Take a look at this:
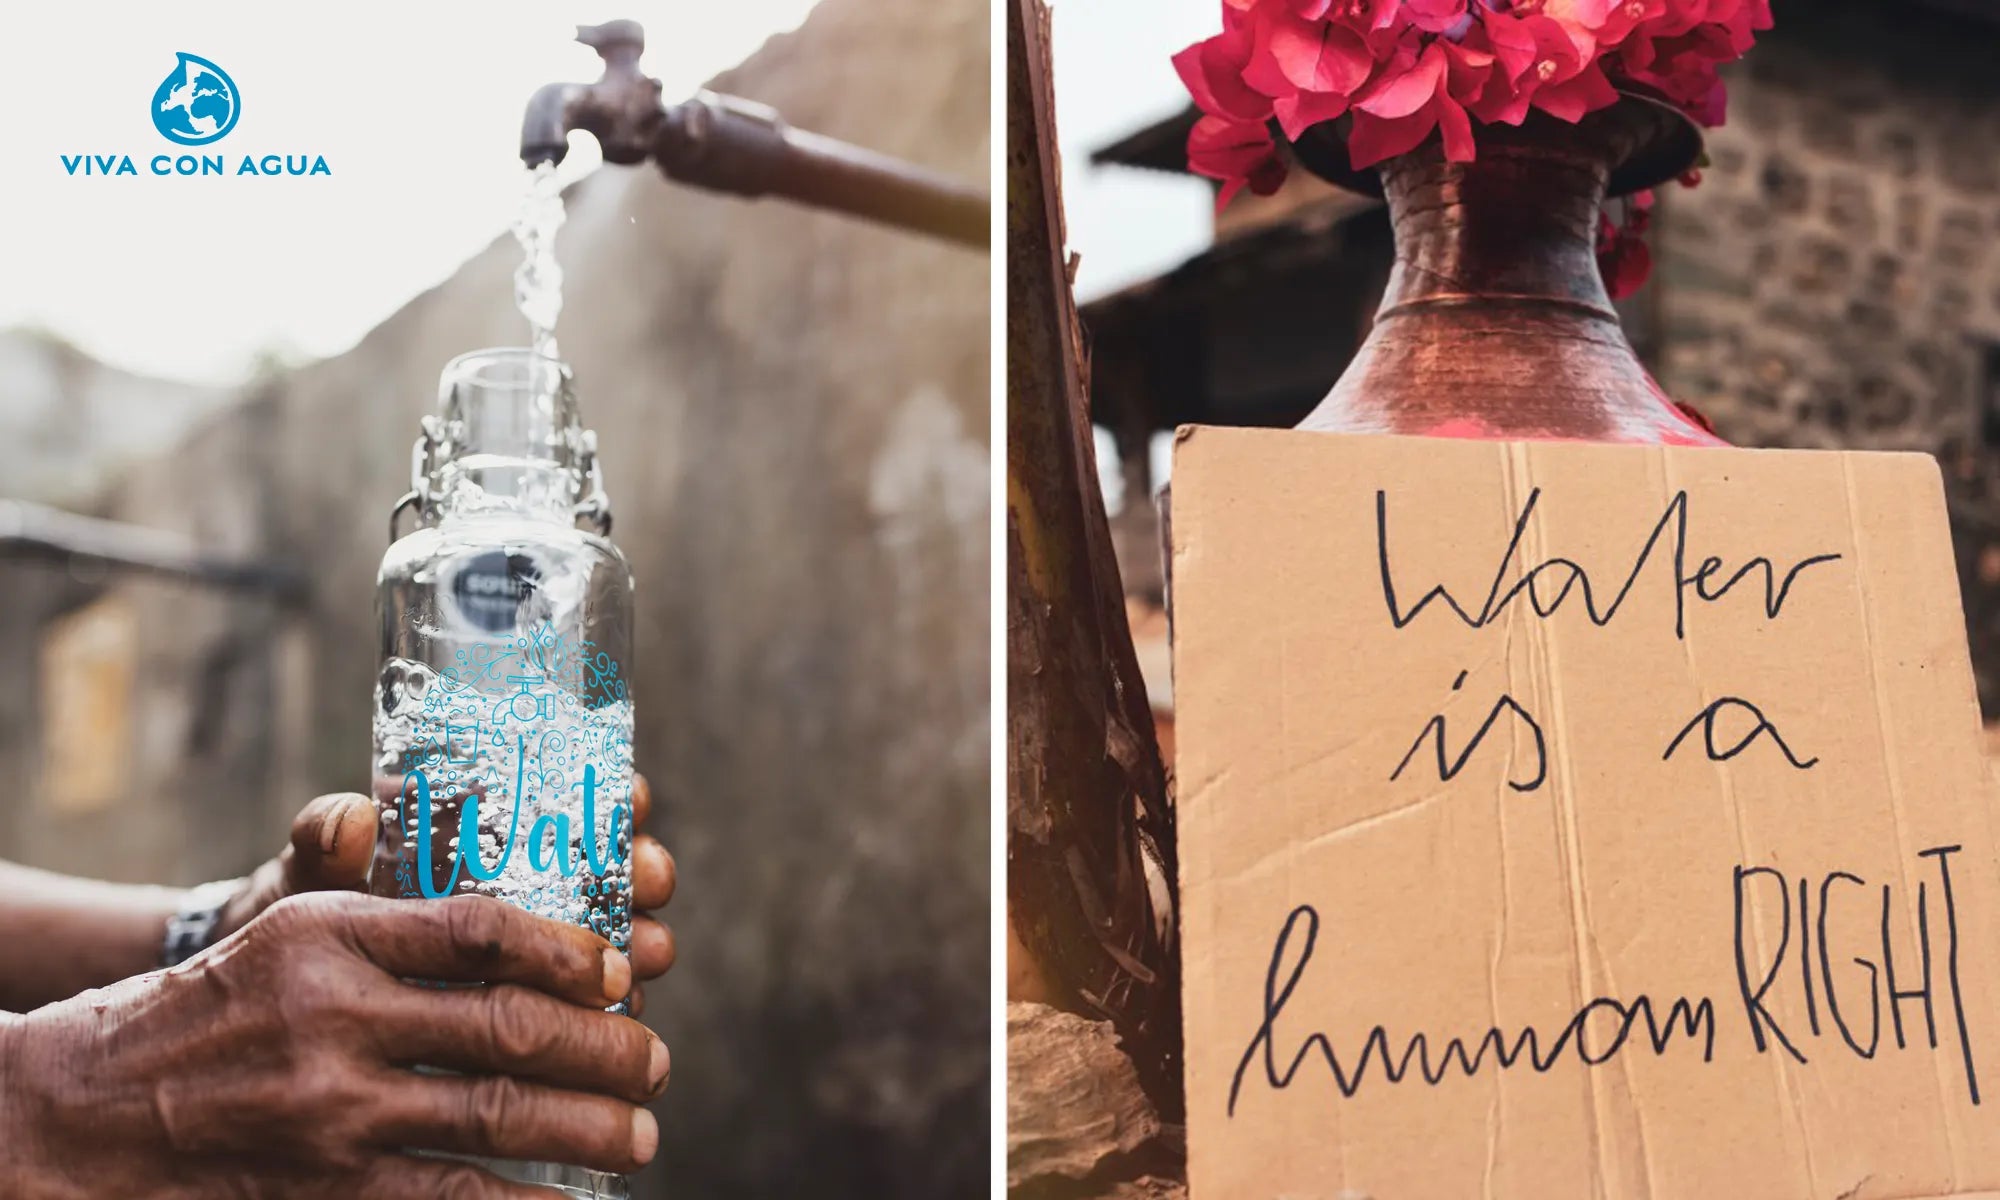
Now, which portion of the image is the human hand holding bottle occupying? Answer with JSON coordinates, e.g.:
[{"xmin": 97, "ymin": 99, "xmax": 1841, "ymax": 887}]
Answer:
[
  {"xmin": 0, "ymin": 776, "xmax": 678, "ymax": 1195},
  {"xmin": 0, "ymin": 891, "xmax": 667, "ymax": 1198}
]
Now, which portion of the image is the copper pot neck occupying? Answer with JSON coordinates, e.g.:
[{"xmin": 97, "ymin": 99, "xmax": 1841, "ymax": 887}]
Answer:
[
  {"xmin": 1297, "ymin": 115, "xmax": 1725, "ymax": 446},
  {"xmin": 1374, "ymin": 134, "xmax": 1620, "ymax": 325}
]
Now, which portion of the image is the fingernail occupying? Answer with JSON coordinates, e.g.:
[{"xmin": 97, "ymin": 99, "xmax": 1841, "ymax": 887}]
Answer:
[
  {"xmin": 631, "ymin": 1107, "xmax": 659, "ymax": 1165},
  {"xmin": 602, "ymin": 948, "xmax": 632, "ymax": 1005},
  {"xmin": 647, "ymin": 1037, "xmax": 671, "ymax": 1095},
  {"xmin": 318, "ymin": 798, "xmax": 354, "ymax": 854}
]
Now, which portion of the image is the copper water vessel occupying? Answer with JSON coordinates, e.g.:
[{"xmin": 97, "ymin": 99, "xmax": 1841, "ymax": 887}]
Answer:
[{"xmin": 1288, "ymin": 93, "xmax": 1726, "ymax": 446}]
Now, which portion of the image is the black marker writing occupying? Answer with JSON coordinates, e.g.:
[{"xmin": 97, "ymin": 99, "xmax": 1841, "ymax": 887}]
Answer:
[
  {"xmin": 1227, "ymin": 905, "xmax": 1715, "ymax": 1115},
  {"xmin": 1664, "ymin": 697, "xmax": 1819, "ymax": 769},
  {"xmin": 1731, "ymin": 846, "xmax": 1979, "ymax": 1104},
  {"xmin": 1926, "ymin": 845, "xmax": 1981, "ymax": 1104},
  {"xmin": 1391, "ymin": 670, "xmax": 1548, "ymax": 793},
  {"xmin": 1230, "ymin": 847, "xmax": 1981, "ymax": 1115},
  {"xmin": 1376, "ymin": 488, "xmax": 1842, "ymax": 638},
  {"xmin": 1819, "ymin": 871, "xmax": 1877, "ymax": 1059}
]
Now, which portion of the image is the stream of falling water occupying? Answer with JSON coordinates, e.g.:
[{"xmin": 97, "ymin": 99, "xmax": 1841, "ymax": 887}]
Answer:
[{"xmin": 514, "ymin": 161, "xmax": 567, "ymax": 362}]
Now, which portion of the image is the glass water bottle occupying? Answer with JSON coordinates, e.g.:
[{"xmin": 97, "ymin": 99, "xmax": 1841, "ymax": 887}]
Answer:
[{"xmin": 371, "ymin": 348, "xmax": 636, "ymax": 1200}]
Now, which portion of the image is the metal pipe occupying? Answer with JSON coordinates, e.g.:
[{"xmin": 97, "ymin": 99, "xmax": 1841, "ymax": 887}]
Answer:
[
  {"xmin": 0, "ymin": 500, "xmax": 305, "ymax": 602},
  {"xmin": 522, "ymin": 21, "xmax": 988, "ymax": 250},
  {"xmin": 652, "ymin": 93, "xmax": 989, "ymax": 248}
]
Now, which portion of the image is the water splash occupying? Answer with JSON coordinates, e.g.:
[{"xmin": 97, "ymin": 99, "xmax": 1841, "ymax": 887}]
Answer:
[{"xmin": 513, "ymin": 162, "xmax": 567, "ymax": 361}]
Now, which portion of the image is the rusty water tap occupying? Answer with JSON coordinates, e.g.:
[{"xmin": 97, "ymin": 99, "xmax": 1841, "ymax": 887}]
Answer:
[{"xmin": 520, "ymin": 20, "xmax": 988, "ymax": 250}]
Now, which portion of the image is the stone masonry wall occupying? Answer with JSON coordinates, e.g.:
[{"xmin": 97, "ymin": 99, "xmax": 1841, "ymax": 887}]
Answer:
[{"xmin": 1654, "ymin": 0, "xmax": 2000, "ymax": 710}]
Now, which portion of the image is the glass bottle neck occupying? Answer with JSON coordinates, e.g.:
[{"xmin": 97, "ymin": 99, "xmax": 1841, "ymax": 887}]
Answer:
[{"xmin": 426, "ymin": 349, "xmax": 587, "ymax": 525}]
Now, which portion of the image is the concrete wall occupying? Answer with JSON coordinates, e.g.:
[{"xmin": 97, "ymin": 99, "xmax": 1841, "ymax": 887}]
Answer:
[{"xmin": 0, "ymin": 0, "xmax": 990, "ymax": 1193}]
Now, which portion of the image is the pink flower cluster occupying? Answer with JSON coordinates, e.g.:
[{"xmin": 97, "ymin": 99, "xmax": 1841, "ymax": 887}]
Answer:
[{"xmin": 1175, "ymin": 0, "xmax": 1771, "ymax": 209}]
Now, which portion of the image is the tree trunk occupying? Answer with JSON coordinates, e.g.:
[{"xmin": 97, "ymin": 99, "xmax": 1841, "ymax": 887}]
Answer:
[{"xmin": 1004, "ymin": 0, "xmax": 1181, "ymax": 1117}]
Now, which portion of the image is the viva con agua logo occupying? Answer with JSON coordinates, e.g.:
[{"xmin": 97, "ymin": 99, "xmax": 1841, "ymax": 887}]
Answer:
[{"xmin": 61, "ymin": 52, "xmax": 330, "ymax": 178}]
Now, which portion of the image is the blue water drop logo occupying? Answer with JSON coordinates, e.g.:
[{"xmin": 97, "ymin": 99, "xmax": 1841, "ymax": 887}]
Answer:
[{"xmin": 151, "ymin": 52, "xmax": 240, "ymax": 145}]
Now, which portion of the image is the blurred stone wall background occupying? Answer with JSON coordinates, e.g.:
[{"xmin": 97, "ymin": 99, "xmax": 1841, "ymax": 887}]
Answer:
[
  {"xmin": 0, "ymin": 0, "xmax": 991, "ymax": 1193},
  {"xmin": 1648, "ymin": 0, "xmax": 2000, "ymax": 712},
  {"xmin": 0, "ymin": 330, "xmax": 232, "ymax": 507}
]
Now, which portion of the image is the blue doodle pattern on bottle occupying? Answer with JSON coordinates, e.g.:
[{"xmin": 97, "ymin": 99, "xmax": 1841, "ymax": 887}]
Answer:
[{"xmin": 374, "ymin": 624, "xmax": 634, "ymax": 951}]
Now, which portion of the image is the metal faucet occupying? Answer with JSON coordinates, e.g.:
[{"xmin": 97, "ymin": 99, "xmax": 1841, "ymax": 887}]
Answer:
[{"xmin": 522, "ymin": 21, "xmax": 988, "ymax": 249}]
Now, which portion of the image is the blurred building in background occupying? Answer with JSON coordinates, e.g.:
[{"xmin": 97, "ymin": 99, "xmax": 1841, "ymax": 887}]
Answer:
[
  {"xmin": 0, "ymin": 331, "xmax": 234, "ymax": 507},
  {"xmin": 1080, "ymin": 0, "xmax": 2000, "ymax": 739},
  {"xmin": 0, "ymin": 0, "xmax": 988, "ymax": 1194}
]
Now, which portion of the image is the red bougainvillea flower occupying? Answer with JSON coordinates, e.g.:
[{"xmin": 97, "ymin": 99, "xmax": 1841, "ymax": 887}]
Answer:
[
  {"xmin": 1619, "ymin": 0, "xmax": 1771, "ymax": 123},
  {"xmin": 1461, "ymin": 11, "xmax": 1619, "ymax": 125},
  {"xmin": 1592, "ymin": 0, "xmax": 1668, "ymax": 46},
  {"xmin": 1186, "ymin": 115, "xmax": 1288, "ymax": 210},
  {"xmin": 1596, "ymin": 188, "xmax": 1656, "ymax": 298},
  {"xmin": 1177, "ymin": 0, "xmax": 1768, "ymax": 195},
  {"xmin": 1348, "ymin": 40, "xmax": 1477, "ymax": 167},
  {"xmin": 1171, "ymin": 10, "xmax": 1274, "ymax": 124},
  {"xmin": 1250, "ymin": 6, "xmax": 1376, "ymax": 97},
  {"xmin": 1173, "ymin": 0, "xmax": 1770, "ymax": 287},
  {"xmin": 1400, "ymin": 0, "xmax": 1472, "ymax": 34}
]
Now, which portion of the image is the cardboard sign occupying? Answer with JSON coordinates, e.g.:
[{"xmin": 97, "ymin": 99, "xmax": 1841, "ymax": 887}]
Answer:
[{"xmin": 1170, "ymin": 428, "xmax": 2000, "ymax": 1200}]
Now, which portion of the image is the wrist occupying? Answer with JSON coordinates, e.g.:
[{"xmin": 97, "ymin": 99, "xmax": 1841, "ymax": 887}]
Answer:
[
  {"xmin": 163, "ymin": 879, "xmax": 249, "ymax": 967},
  {"xmin": 0, "ymin": 864, "xmax": 186, "ymax": 1009},
  {"xmin": 2, "ymin": 982, "xmax": 187, "ymax": 1200},
  {"xmin": 0, "ymin": 1011, "xmax": 72, "ymax": 1199}
]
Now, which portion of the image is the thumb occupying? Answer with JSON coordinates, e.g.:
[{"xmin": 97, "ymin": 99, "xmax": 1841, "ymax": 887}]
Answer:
[
  {"xmin": 216, "ymin": 792, "xmax": 377, "ymax": 942},
  {"xmin": 283, "ymin": 791, "xmax": 377, "ymax": 892}
]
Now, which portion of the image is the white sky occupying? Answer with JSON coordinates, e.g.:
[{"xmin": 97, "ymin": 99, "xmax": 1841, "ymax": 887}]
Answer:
[
  {"xmin": 1048, "ymin": 0, "xmax": 1216, "ymax": 303},
  {"xmin": 1048, "ymin": 0, "xmax": 1220, "ymax": 501},
  {"xmin": 0, "ymin": 1, "xmax": 821, "ymax": 385}
]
